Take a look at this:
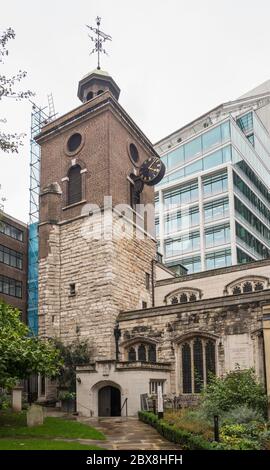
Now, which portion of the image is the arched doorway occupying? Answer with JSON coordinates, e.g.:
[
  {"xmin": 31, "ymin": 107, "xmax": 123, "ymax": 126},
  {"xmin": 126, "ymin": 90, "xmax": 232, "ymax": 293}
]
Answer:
[{"xmin": 98, "ymin": 386, "xmax": 121, "ymax": 417}]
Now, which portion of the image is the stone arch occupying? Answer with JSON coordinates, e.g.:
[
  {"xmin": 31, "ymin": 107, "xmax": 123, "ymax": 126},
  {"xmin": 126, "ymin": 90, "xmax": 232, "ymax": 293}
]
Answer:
[
  {"xmin": 120, "ymin": 336, "xmax": 159, "ymax": 363},
  {"xmin": 174, "ymin": 330, "xmax": 219, "ymax": 345},
  {"xmin": 175, "ymin": 331, "xmax": 219, "ymax": 395},
  {"xmin": 164, "ymin": 287, "xmax": 202, "ymax": 305},
  {"xmin": 91, "ymin": 380, "xmax": 122, "ymax": 417},
  {"xmin": 224, "ymin": 275, "xmax": 269, "ymax": 296}
]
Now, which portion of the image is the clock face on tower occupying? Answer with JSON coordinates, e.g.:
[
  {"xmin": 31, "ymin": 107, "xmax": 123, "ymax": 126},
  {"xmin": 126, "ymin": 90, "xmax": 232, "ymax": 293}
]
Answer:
[{"xmin": 139, "ymin": 156, "xmax": 165, "ymax": 186}]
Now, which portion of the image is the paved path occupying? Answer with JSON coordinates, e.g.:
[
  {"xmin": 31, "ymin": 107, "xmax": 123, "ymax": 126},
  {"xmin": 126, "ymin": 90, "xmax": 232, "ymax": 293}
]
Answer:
[{"xmin": 78, "ymin": 417, "xmax": 180, "ymax": 450}]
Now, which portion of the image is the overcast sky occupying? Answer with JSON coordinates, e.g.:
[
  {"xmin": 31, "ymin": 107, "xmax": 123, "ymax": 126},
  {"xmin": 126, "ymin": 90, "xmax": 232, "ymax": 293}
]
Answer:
[{"xmin": 1, "ymin": 0, "xmax": 270, "ymax": 222}]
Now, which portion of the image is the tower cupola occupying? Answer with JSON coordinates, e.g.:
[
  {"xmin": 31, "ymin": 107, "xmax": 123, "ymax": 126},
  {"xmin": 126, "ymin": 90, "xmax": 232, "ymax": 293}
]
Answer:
[{"xmin": 77, "ymin": 69, "xmax": 121, "ymax": 103}]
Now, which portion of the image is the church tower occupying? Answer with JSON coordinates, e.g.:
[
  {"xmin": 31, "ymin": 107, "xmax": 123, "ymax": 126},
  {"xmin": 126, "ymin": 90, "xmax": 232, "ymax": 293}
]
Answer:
[{"xmin": 36, "ymin": 68, "xmax": 158, "ymax": 385}]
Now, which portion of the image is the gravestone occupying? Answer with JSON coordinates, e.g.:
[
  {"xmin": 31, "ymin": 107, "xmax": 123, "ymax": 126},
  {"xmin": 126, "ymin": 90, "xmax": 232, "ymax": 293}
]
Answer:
[
  {"xmin": 27, "ymin": 404, "xmax": 44, "ymax": 427},
  {"xmin": 12, "ymin": 386, "xmax": 23, "ymax": 412}
]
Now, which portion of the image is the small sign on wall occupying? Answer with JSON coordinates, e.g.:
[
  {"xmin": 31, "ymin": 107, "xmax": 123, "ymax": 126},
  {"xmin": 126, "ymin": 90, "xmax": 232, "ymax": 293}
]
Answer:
[{"xmin": 224, "ymin": 334, "xmax": 254, "ymax": 372}]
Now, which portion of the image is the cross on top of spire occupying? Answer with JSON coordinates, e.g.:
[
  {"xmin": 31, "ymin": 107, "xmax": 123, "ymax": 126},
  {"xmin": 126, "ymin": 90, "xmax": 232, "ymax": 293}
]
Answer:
[{"xmin": 86, "ymin": 17, "xmax": 112, "ymax": 70}]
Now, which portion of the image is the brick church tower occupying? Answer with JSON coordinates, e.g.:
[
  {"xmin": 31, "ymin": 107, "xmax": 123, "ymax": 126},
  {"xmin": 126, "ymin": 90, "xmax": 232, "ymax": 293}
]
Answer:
[{"xmin": 36, "ymin": 69, "xmax": 158, "ymax": 402}]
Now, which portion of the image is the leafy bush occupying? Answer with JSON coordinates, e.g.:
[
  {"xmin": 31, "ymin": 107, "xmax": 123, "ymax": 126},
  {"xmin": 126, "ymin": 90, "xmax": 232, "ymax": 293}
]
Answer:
[
  {"xmin": 139, "ymin": 410, "xmax": 269, "ymax": 450},
  {"xmin": 220, "ymin": 424, "xmax": 263, "ymax": 449},
  {"xmin": 258, "ymin": 429, "xmax": 270, "ymax": 450},
  {"xmin": 138, "ymin": 411, "xmax": 218, "ymax": 450},
  {"xmin": 165, "ymin": 409, "xmax": 213, "ymax": 440},
  {"xmin": 222, "ymin": 404, "xmax": 265, "ymax": 425},
  {"xmin": 53, "ymin": 339, "xmax": 91, "ymax": 392},
  {"xmin": 201, "ymin": 369, "xmax": 267, "ymax": 419},
  {"xmin": 0, "ymin": 390, "xmax": 10, "ymax": 410},
  {"xmin": 58, "ymin": 391, "xmax": 76, "ymax": 401}
]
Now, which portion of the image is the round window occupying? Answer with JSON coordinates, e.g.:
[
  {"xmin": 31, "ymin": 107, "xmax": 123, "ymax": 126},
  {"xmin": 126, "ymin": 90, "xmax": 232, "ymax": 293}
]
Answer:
[
  {"xmin": 67, "ymin": 133, "xmax": 82, "ymax": 153},
  {"xmin": 129, "ymin": 143, "xmax": 139, "ymax": 164}
]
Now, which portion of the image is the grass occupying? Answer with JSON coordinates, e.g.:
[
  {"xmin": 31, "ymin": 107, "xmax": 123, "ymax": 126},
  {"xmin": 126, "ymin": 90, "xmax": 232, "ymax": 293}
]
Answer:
[
  {"xmin": 0, "ymin": 438, "xmax": 103, "ymax": 450},
  {"xmin": 0, "ymin": 410, "xmax": 106, "ymax": 450}
]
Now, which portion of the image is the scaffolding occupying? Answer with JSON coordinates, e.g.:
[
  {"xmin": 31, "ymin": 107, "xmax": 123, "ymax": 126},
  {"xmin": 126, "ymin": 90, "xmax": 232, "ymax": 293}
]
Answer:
[{"xmin": 27, "ymin": 97, "xmax": 56, "ymax": 335}]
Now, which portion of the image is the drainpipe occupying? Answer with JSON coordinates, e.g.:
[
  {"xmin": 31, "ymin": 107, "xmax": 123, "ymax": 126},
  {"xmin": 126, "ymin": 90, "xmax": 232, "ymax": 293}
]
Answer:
[
  {"xmin": 114, "ymin": 322, "xmax": 121, "ymax": 362},
  {"xmin": 151, "ymin": 259, "xmax": 155, "ymax": 307}
]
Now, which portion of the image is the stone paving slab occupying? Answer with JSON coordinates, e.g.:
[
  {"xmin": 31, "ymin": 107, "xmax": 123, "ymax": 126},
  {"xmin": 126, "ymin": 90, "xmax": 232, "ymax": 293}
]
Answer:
[{"xmin": 78, "ymin": 417, "xmax": 180, "ymax": 450}]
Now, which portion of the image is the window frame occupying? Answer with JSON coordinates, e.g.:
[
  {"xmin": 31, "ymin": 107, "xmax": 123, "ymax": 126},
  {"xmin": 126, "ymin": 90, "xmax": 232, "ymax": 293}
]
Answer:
[{"xmin": 178, "ymin": 335, "xmax": 217, "ymax": 395}]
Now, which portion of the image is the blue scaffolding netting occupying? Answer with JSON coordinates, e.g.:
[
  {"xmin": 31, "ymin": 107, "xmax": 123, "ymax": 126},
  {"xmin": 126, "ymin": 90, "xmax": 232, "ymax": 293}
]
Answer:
[
  {"xmin": 27, "ymin": 222, "xmax": 39, "ymax": 335},
  {"xmin": 27, "ymin": 102, "xmax": 51, "ymax": 336}
]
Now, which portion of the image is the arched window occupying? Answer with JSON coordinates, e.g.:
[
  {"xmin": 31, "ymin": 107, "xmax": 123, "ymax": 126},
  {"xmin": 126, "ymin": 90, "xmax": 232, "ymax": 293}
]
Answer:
[
  {"xmin": 243, "ymin": 281, "xmax": 252, "ymax": 293},
  {"xmin": 128, "ymin": 347, "xmax": 136, "ymax": 362},
  {"xmin": 138, "ymin": 344, "xmax": 146, "ymax": 361},
  {"xmin": 180, "ymin": 293, "xmax": 188, "ymax": 303},
  {"xmin": 254, "ymin": 282, "xmax": 263, "ymax": 291},
  {"xmin": 226, "ymin": 277, "xmax": 268, "ymax": 295},
  {"xmin": 166, "ymin": 288, "xmax": 202, "ymax": 305},
  {"xmin": 232, "ymin": 286, "xmax": 241, "ymax": 295},
  {"xmin": 86, "ymin": 91, "xmax": 93, "ymax": 101},
  {"xmin": 181, "ymin": 336, "xmax": 216, "ymax": 394},
  {"xmin": 97, "ymin": 89, "xmax": 104, "ymax": 95},
  {"xmin": 68, "ymin": 165, "xmax": 82, "ymax": 205},
  {"xmin": 148, "ymin": 344, "xmax": 156, "ymax": 363}
]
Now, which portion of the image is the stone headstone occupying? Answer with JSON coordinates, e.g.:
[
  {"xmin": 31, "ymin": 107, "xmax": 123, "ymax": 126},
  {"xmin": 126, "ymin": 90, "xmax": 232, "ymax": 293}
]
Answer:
[
  {"xmin": 27, "ymin": 404, "xmax": 44, "ymax": 427},
  {"xmin": 12, "ymin": 387, "xmax": 23, "ymax": 412}
]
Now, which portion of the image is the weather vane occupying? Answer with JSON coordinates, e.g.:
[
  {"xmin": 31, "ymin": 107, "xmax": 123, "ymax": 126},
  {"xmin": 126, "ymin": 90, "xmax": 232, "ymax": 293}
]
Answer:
[{"xmin": 86, "ymin": 17, "xmax": 112, "ymax": 70}]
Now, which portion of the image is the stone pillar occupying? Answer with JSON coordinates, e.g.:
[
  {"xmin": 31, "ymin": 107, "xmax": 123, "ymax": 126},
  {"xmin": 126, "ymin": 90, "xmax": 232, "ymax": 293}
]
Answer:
[
  {"xmin": 262, "ymin": 305, "xmax": 270, "ymax": 418},
  {"xmin": 12, "ymin": 386, "xmax": 23, "ymax": 412}
]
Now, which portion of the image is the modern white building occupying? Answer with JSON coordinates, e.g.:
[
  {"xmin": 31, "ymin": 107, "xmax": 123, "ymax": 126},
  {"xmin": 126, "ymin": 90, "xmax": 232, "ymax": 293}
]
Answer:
[{"xmin": 154, "ymin": 81, "xmax": 270, "ymax": 274}]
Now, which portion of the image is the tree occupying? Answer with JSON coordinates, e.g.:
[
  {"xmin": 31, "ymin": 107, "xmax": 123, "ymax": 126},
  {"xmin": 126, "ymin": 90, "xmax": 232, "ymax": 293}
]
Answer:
[
  {"xmin": 0, "ymin": 301, "xmax": 62, "ymax": 389},
  {"xmin": 54, "ymin": 339, "xmax": 92, "ymax": 392},
  {"xmin": 0, "ymin": 28, "xmax": 33, "ymax": 153}
]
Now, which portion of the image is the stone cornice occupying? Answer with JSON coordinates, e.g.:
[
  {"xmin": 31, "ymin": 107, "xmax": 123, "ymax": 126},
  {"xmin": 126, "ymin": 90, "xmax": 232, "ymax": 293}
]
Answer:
[
  {"xmin": 156, "ymin": 258, "xmax": 270, "ymax": 287},
  {"xmin": 118, "ymin": 289, "xmax": 270, "ymax": 322},
  {"xmin": 35, "ymin": 91, "xmax": 158, "ymax": 158}
]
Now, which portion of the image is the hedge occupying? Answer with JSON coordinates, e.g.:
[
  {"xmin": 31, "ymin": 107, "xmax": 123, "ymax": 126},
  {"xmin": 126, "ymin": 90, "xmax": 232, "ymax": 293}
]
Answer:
[{"xmin": 138, "ymin": 411, "xmax": 220, "ymax": 450}]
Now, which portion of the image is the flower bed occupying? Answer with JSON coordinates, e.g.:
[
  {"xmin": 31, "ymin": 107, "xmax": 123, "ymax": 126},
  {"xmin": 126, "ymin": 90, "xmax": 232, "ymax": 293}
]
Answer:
[{"xmin": 138, "ymin": 410, "xmax": 270, "ymax": 450}]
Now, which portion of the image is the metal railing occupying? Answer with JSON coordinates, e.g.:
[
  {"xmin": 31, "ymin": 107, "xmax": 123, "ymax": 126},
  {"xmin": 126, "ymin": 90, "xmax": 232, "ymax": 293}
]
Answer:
[{"xmin": 120, "ymin": 398, "xmax": 128, "ymax": 417}]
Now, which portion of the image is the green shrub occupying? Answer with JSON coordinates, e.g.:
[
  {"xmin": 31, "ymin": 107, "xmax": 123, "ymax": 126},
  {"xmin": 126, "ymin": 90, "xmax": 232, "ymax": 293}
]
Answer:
[
  {"xmin": 138, "ymin": 410, "xmax": 266, "ymax": 450},
  {"xmin": 217, "ymin": 436, "xmax": 261, "ymax": 450},
  {"xmin": 165, "ymin": 408, "xmax": 213, "ymax": 440},
  {"xmin": 221, "ymin": 404, "xmax": 265, "ymax": 425},
  {"xmin": 201, "ymin": 369, "xmax": 267, "ymax": 419},
  {"xmin": 138, "ymin": 411, "xmax": 218, "ymax": 450},
  {"xmin": 0, "ymin": 391, "xmax": 10, "ymax": 410},
  {"xmin": 259, "ymin": 429, "xmax": 270, "ymax": 450}
]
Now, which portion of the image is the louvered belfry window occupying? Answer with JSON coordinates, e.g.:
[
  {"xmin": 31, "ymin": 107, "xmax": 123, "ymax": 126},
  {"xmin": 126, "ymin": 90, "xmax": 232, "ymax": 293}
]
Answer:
[{"xmin": 68, "ymin": 165, "xmax": 82, "ymax": 205}]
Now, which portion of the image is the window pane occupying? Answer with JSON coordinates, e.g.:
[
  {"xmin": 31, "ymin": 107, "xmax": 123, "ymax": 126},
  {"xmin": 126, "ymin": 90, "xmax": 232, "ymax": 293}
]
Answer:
[
  {"xmin": 202, "ymin": 126, "xmax": 221, "ymax": 152},
  {"xmin": 185, "ymin": 159, "xmax": 203, "ymax": 176},
  {"xmin": 206, "ymin": 341, "xmax": 216, "ymax": 383},
  {"xmin": 138, "ymin": 344, "xmax": 146, "ymax": 361},
  {"xmin": 167, "ymin": 146, "xmax": 184, "ymax": 170},
  {"xmin": 203, "ymin": 149, "xmax": 223, "ymax": 170},
  {"xmin": 184, "ymin": 136, "xmax": 202, "ymax": 161},
  {"xmin": 128, "ymin": 347, "xmax": 136, "ymax": 362},
  {"xmin": 193, "ymin": 338, "xmax": 204, "ymax": 393},
  {"xmin": 182, "ymin": 343, "xmax": 192, "ymax": 393},
  {"xmin": 221, "ymin": 121, "xmax": 230, "ymax": 141}
]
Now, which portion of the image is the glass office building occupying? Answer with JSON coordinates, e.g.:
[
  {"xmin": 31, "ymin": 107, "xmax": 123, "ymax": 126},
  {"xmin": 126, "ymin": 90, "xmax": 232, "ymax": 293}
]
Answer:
[{"xmin": 154, "ymin": 83, "xmax": 270, "ymax": 274}]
